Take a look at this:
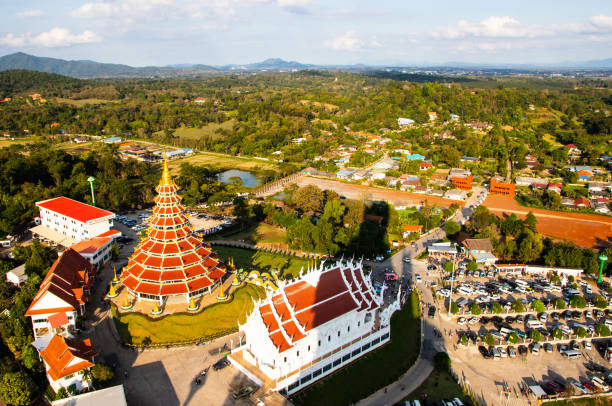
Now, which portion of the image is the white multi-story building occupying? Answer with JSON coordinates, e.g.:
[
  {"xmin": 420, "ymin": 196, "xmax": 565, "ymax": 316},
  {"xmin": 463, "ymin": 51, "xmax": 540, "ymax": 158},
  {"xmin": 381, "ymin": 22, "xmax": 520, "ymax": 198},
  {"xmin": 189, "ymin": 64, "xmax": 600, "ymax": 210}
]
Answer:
[
  {"xmin": 34, "ymin": 197, "xmax": 115, "ymax": 245},
  {"xmin": 230, "ymin": 260, "xmax": 401, "ymax": 396}
]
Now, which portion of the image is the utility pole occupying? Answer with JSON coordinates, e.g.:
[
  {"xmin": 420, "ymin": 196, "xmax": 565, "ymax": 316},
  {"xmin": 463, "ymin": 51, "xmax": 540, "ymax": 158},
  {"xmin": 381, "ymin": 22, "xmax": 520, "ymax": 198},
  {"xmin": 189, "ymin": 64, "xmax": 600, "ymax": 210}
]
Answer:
[
  {"xmin": 87, "ymin": 176, "xmax": 96, "ymax": 207},
  {"xmin": 448, "ymin": 248, "xmax": 457, "ymax": 314},
  {"xmin": 598, "ymin": 254, "xmax": 608, "ymax": 284}
]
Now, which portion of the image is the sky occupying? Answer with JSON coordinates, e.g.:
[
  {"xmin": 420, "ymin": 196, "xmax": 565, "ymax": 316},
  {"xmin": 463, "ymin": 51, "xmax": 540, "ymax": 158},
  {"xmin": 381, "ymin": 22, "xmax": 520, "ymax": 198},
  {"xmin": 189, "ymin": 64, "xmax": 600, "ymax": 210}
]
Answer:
[{"xmin": 1, "ymin": 0, "xmax": 612, "ymax": 67}]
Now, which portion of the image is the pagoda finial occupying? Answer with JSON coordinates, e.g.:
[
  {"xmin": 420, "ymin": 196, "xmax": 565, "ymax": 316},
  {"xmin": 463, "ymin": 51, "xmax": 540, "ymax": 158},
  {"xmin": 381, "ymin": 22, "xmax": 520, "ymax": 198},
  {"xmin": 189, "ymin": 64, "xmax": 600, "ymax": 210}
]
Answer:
[
  {"xmin": 113, "ymin": 265, "xmax": 119, "ymax": 283},
  {"xmin": 108, "ymin": 281, "xmax": 117, "ymax": 297},
  {"xmin": 160, "ymin": 152, "xmax": 173, "ymax": 186}
]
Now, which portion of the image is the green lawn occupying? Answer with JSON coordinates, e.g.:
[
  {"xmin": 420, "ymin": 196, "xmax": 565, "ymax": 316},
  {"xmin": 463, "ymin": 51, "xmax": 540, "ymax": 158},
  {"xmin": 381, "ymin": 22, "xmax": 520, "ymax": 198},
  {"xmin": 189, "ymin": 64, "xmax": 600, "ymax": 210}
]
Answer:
[
  {"xmin": 404, "ymin": 369, "xmax": 468, "ymax": 404},
  {"xmin": 111, "ymin": 284, "xmax": 265, "ymax": 345},
  {"xmin": 172, "ymin": 120, "xmax": 236, "ymax": 141},
  {"xmin": 291, "ymin": 293, "xmax": 421, "ymax": 406},
  {"xmin": 213, "ymin": 245, "xmax": 309, "ymax": 279},
  {"xmin": 168, "ymin": 150, "xmax": 278, "ymax": 172},
  {"xmin": 218, "ymin": 223, "xmax": 286, "ymax": 245}
]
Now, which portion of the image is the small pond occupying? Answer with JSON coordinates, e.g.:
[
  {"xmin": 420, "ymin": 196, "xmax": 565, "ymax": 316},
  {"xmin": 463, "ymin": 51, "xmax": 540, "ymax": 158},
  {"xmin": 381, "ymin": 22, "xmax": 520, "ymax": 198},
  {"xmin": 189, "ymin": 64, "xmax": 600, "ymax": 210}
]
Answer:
[{"xmin": 216, "ymin": 169, "xmax": 262, "ymax": 188}]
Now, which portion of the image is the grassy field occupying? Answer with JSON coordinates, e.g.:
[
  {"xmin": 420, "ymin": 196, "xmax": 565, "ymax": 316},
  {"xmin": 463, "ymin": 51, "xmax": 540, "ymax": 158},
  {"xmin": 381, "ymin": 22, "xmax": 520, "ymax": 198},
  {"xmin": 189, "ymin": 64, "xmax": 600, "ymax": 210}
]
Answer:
[
  {"xmin": 0, "ymin": 137, "xmax": 36, "ymax": 147},
  {"xmin": 403, "ymin": 369, "xmax": 468, "ymax": 404},
  {"xmin": 54, "ymin": 98, "xmax": 118, "ymax": 107},
  {"xmin": 291, "ymin": 293, "xmax": 421, "ymax": 406},
  {"xmin": 168, "ymin": 151, "xmax": 278, "ymax": 171},
  {"xmin": 213, "ymin": 245, "xmax": 309, "ymax": 279},
  {"xmin": 217, "ymin": 223, "xmax": 286, "ymax": 245},
  {"xmin": 111, "ymin": 284, "xmax": 265, "ymax": 345},
  {"xmin": 173, "ymin": 120, "xmax": 236, "ymax": 141},
  {"xmin": 543, "ymin": 133, "xmax": 563, "ymax": 147}
]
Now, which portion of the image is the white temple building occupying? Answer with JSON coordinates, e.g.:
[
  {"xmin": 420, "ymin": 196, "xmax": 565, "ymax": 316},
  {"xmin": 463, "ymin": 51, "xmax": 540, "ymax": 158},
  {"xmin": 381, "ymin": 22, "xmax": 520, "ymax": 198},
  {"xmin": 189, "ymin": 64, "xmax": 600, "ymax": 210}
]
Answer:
[{"xmin": 230, "ymin": 259, "xmax": 401, "ymax": 396}]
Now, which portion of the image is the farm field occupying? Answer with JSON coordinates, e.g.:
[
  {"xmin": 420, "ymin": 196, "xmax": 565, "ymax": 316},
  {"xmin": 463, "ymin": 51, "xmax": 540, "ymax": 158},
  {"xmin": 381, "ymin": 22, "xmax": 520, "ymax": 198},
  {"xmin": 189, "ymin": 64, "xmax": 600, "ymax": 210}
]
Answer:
[
  {"xmin": 293, "ymin": 176, "xmax": 464, "ymax": 208},
  {"xmin": 168, "ymin": 150, "xmax": 278, "ymax": 171},
  {"xmin": 54, "ymin": 98, "xmax": 118, "ymax": 106},
  {"xmin": 483, "ymin": 194, "xmax": 612, "ymax": 248},
  {"xmin": 0, "ymin": 137, "xmax": 36, "ymax": 147},
  {"xmin": 172, "ymin": 120, "xmax": 236, "ymax": 141}
]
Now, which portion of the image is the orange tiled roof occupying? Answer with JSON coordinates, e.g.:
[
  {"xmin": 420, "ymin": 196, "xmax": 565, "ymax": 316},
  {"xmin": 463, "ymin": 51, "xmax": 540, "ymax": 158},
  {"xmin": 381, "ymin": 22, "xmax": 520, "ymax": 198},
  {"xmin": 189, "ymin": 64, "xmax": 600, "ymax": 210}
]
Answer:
[{"xmin": 40, "ymin": 335, "xmax": 96, "ymax": 381}]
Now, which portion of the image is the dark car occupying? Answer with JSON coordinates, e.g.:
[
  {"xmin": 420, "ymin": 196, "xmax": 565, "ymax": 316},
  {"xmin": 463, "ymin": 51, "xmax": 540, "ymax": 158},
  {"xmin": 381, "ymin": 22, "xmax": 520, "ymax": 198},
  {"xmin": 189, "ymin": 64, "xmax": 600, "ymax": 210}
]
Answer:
[
  {"xmin": 428, "ymin": 306, "xmax": 436, "ymax": 318},
  {"xmin": 478, "ymin": 345, "xmax": 491, "ymax": 359},
  {"xmin": 505, "ymin": 316, "xmax": 515, "ymax": 324},
  {"xmin": 518, "ymin": 345, "xmax": 528, "ymax": 356},
  {"xmin": 213, "ymin": 358, "xmax": 231, "ymax": 371},
  {"xmin": 545, "ymin": 381, "xmax": 564, "ymax": 394},
  {"xmin": 572, "ymin": 311, "xmax": 581, "ymax": 319}
]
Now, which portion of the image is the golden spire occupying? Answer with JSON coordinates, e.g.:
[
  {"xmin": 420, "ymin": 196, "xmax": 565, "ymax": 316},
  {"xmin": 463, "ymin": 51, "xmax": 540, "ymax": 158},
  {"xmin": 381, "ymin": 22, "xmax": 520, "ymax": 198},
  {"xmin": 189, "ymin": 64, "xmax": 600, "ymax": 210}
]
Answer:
[
  {"xmin": 218, "ymin": 283, "xmax": 226, "ymax": 299},
  {"xmin": 108, "ymin": 281, "xmax": 116, "ymax": 297},
  {"xmin": 113, "ymin": 265, "xmax": 119, "ymax": 283},
  {"xmin": 153, "ymin": 298, "xmax": 160, "ymax": 313},
  {"xmin": 189, "ymin": 297, "xmax": 197, "ymax": 309},
  {"xmin": 160, "ymin": 152, "xmax": 173, "ymax": 186},
  {"xmin": 123, "ymin": 295, "xmax": 131, "ymax": 308}
]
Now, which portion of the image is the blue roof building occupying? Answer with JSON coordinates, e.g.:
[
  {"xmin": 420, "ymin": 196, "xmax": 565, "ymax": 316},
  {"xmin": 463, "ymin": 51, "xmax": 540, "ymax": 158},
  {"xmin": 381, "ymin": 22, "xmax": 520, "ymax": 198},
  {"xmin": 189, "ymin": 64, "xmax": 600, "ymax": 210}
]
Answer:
[{"xmin": 406, "ymin": 153, "xmax": 425, "ymax": 161}]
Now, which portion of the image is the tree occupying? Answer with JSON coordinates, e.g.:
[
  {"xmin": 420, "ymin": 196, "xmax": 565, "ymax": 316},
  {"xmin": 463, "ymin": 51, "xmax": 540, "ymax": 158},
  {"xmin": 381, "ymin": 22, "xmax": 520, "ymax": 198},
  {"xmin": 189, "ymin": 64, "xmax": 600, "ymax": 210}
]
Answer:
[
  {"xmin": 553, "ymin": 297, "xmax": 565, "ymax": 310},
  {"xmin": 470, "ymin": 303, "xmax": 482, "ymax": 316},
  {"xmin": 511, "ymin": 300, "xmax": 525, "ymax": 313},
  {"xmin": 466, "ymin": 261, "xmax": 478, "ymax": 272},
  {"xmin": 530, "ymin": 329, "xmax": 542, "ymax": 343},
  {"xmin": 450, "ymin": 302, "xmax": 459, "ymax": 314},
  {"xmin": 484, "ymin": 333, "xmax": 495, "ymax": 347},
  {"xmin": 91, "ymin": 363, "xmax": 115, "ymax": 384},
  {"xmin": 531, "ymin": 299, "xmax": 545, "ymax": 313},
  {"xmin": 491, "ymin": 301, "xmax": 503, "ymax": 314},
  {"xmin": 109, "ymin": 244, "xmax": 120, "ymax": 261},
  {"xmin": 443, "ymin": 261, "xmax": 454, "ymax": 273},
  {"xmin": 574, "ymin": 326, "xmax": 587, "ymax": 338},
  {"xmin": 518, "ymin": 230, "xmax": 543, "ymax": 263},
  {"xmin": 508, "ymin": 332, "xmax": 519, "ymax": 344},
  {"xmin": 524, "ymin": 211, "xmax": 538, "ymax": 232},
  {"xmin": 21, "ymin": 345, "xmax": 41, "ymax": 371},
  {"xmin": 553, "ymin": 328, "xmax": 563, "ymax": 340},
  {"xmin": 0, "ymin": 372, "xmax": 34, "ymax": 406},
  {"xmin": 434, "ymin": 351, "xmax": 451, "ymax": 370},
  {"xmin": 595, "ymin": 324, "xmax": 611, "ymax": 337},
  {"xmin": 570, "ymin": 295, "xmax": 587, "ymax": 309},
  {"xmin": 292, "ymin": 185, "xmax": 324, "ymax": 212},
  {"xmin": 592, "ymin": 294, "xmax": 608, "ymax": 309},
  {"xmin": 444, "ymin": 220, "xmax": 461, "ymax": 236},
  {"xmin": 459, "ymin": 335, "xmax": 468, "ymax": 346}
]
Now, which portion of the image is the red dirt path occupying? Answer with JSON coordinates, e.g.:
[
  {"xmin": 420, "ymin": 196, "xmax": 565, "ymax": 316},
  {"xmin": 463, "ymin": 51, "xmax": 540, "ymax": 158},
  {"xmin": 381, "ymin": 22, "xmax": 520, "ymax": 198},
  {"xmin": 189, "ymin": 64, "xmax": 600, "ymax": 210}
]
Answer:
[{"xmin": 483, "ymin": 194, "xmax": 612, "ymax": 248}]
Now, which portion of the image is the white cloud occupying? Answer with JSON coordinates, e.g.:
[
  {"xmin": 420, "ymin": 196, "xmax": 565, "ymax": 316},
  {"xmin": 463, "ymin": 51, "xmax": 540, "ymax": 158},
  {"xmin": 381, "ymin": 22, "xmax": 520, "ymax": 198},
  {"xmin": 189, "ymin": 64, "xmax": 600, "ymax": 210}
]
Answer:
[
  {"xmin": 275, "ymin": 0, "xmax": 311, "ymax": 13},
  {"xmin": 0, "ymin": 34, "xmax": 26, "ymax": 47},
  {"xmin": 15, "ymin": 10, "xmax": 46, "ymax": 18},
  {"xmin": 324, "ymin": 31, "xmax": 382, "ymax": 51},
  {"xmin": 588, "ymin": 15, "xmax": 612, "ymax": 31},
  {"xmin": 70, "ymin": 0, "xmax": 174, "ymax": 19},
  {"xmin": 435, "ymin": 16, "xmax": 550, "ymax": 39},
  {"xmin": 0, "ymin": 28, "xmax": 101, "ymax": 48}
]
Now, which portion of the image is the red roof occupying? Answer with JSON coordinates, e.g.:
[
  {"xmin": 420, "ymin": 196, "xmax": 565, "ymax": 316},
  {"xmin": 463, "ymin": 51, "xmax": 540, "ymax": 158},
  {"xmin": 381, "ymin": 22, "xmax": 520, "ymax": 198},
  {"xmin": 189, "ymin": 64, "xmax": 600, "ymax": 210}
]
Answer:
[
  {"xmin": 25, "ymin": 249, "xmax": 92, "ymax": 317},
  {"xmin": 36, "ymin": 197, "xmax": 113, "ymax": 223},
  {"xmin": 71, "ymin": 236, "xmax": 111, "ymax": 255},
  {"xmin": 40, "ymin": 335, "xmax": 96, "ymax": 381},
  {"xmin": 48, "ymin": 312, "xmax": 69, "ymax": 329},
  {"xmin": 566, "ymin": 144, "xmax": 578, "ymax": 149},
  {"xmin": 255, "ymin": 263, "xmax": 378, "ymax": 353}
]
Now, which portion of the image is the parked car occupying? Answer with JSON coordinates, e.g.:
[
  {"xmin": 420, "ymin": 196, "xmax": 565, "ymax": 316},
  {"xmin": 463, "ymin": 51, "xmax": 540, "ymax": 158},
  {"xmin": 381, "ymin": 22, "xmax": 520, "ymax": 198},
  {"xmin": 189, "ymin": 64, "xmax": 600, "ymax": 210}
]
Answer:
[
  {"xmin": 478, "ymin": 345, "xmax": 491, "ymax": 359},
  {"xmin": 518, "ymin": 345, "xmax": 528, "ymax": 356},
  {"xmin": 457, "ymin": 317, "xmax": 467, "ymax": 325},
  {"xmin": 508, "ymin": 346, "xmax": 517, "ymax": 358},
  {"xmin": 544, "ymin": 343, "xmax": 553, "ymax": 353},
  {"xmin": 213, "ymin": 358, "xmax": 231, "ymax": 370}
]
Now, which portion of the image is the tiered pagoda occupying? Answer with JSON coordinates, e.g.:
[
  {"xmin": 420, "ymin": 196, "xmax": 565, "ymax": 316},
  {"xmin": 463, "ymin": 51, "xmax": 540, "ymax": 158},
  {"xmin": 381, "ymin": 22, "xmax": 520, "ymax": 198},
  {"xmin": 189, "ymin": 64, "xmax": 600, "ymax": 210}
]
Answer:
[{"xmin": 121, "ymin": 155, "xmax": 226, "ymax": 306}]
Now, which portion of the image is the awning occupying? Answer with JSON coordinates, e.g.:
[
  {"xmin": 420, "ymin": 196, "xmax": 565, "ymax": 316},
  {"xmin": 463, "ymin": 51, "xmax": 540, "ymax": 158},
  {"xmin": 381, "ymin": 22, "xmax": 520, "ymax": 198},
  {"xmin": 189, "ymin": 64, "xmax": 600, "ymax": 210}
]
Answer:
[
  {"xmin": 49, "ymin": 312, "xmax": 69, "ymax": 329},
  {"xmin": 529, "ymin": 385, "xmax": 547, "ymax": 397},
  {"xmin": 30, "ymin": 225, "xmax": 76, "ymax": 247}
]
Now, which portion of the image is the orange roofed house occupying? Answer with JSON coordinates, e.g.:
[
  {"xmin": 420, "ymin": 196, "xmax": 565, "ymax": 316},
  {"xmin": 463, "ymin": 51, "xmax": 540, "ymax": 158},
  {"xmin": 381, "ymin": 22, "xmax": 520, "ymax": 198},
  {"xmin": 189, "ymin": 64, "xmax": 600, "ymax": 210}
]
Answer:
[
  {"xmin": 231, "ymin": 260, "xmax": 402, "ymax": 395},
  {"xmin": 120, "ymin": 156, "xmax": 226, "ymax": 307},
  {"xmin": 40, "ymin": 334, "xmax": 97, "ymax": 392},
  {"xmin": 25, "ymin": 249, "xmax": 93, "ymax": 338},
  {"xmin": 489, "ymin": 177, "xmax": 515, "ymax": 196}
]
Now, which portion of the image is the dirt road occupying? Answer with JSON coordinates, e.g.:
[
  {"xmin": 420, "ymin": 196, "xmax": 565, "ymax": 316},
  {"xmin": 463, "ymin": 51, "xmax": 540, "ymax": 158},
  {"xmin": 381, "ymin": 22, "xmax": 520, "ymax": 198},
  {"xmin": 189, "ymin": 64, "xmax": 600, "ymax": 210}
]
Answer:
[{"xmin": 483, "ymin": 194, "xmax": 612, "ymax": 248}]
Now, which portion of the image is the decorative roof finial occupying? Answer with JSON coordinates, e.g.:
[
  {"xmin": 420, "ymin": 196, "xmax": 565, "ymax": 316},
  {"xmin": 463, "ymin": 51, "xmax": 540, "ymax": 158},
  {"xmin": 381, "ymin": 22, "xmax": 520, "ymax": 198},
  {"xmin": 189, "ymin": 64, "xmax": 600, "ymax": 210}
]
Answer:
[{"xmin": 160, "ymin": 152, "xmax": 173, "ymax": 186}]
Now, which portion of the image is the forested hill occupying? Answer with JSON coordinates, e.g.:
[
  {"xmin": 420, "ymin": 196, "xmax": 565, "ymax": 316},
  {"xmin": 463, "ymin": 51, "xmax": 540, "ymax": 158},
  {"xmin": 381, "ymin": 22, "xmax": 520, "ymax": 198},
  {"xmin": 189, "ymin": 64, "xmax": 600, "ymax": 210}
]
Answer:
[
  {"xmin": 0, "ymin": 52, "xmax": 218, "ymax": 78},
  {"xmin": 0, "ymin": 70, "xmax": 84, "ymax": 95}
]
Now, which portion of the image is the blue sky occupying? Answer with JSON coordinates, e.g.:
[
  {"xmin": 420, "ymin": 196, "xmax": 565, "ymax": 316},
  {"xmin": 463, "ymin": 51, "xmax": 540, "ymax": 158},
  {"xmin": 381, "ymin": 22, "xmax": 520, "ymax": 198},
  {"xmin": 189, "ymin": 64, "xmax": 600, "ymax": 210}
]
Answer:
[{"xmin": 1, "ymin": 0, "xmax": 612, "ymax": 66}]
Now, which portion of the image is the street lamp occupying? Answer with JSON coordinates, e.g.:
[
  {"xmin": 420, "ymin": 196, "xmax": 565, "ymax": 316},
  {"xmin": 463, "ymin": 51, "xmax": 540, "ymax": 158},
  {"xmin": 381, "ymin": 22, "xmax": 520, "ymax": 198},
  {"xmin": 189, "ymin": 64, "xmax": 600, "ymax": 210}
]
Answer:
[
  {"xmin": 598, "ymin": 254, "xmax": 608, "ymax": 284},
  {"xmin": 87, "ymin": 176, "xmax": 96, "ymax": 207}
]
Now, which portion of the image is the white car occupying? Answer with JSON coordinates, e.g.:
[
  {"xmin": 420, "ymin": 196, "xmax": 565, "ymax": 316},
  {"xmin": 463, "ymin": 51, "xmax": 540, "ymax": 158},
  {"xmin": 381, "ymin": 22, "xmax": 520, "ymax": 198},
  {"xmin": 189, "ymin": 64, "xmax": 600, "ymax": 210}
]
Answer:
[
  {"xmin": 468, "ymin": 317, "xmax": 480, "ymax": 325},
  {"xmin": 457, "ymin": 317, "xmax": 467, "ymax": 325},
  {"xmin": 497, "ymin": 347, "xmax": 507, "ymax": 358},
  {"xmin": 437, "ymin": 289, "xmax": 451, "ymax": 297}
]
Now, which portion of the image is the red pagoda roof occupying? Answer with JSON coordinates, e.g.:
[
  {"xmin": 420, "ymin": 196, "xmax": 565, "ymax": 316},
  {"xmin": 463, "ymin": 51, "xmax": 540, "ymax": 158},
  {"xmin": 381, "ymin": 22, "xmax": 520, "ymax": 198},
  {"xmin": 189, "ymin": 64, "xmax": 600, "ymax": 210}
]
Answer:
[{"xmin": 121, "ymin": 157, "xmax": 225, "ymax": 298}]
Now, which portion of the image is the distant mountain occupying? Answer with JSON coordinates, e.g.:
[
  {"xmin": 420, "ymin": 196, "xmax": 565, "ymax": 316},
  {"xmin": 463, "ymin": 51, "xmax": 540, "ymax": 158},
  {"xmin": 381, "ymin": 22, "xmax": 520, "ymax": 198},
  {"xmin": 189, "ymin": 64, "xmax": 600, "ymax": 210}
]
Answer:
[
  {"xmin": 219, "ymin": 58, "xmax": 313, "ymax": 71},
  {"xmin": 0, "ymin": 52, "xmax": 218, "ymax": 78}
]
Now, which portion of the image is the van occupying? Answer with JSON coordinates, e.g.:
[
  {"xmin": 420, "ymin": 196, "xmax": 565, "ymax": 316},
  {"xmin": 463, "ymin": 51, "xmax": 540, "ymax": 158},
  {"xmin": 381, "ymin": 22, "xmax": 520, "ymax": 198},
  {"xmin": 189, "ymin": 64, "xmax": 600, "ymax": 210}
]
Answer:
[
  {"xmin": 412, "ymin": 401, "xmax": 422, "ymax": 406},
  {"xmin": 561, "ymin": 350, "xmax": 582, "ymax": 359},
  {"xmin": 531, "ymin": 343, "xmax": 541, "ymax": 355},
  {"xmin": 499, "ymin": 327, "xmax": 513, "ymax": 338},
  {"xmin": 515, "ymin": 280, "xmax": 529, "ymax": 288},
  {"xmin": 457, "ymin": 285, "xmax": 473, "ymax": 296},
  {"xmin": 592, "ymin": 376, "xmax": 609, "ymax": 391},
  {"xmin": 527, "ymin": 320, "xmax": 544, "ymax": 329}
]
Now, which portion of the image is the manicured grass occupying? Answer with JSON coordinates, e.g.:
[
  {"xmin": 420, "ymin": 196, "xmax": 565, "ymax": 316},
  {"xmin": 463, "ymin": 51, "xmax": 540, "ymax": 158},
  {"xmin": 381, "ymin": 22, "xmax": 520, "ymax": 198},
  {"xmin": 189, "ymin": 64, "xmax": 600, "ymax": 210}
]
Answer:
[
  {"xmin": 111, "ymin": 284, "xmax": 265, "ymax": 345},
  {"xmin": 291, "ymin": 293, "xmax": 421, "ymax": 406},
  {"xmin": 404, "ymin": 369, "xmax": 468, "ymax": 404},
  {"xmin": 173, "ymin": 120, "xmax": 236, "ymax": 140},
  {"xmin": 168, "ymin": 151, "xmax": 278, "ymax": 171},
  {"xmin": 218, "ymin": 223, "xmax": 286, "ymax": 245},
  {"xmin": 213, "ymin": 245, "xmax": 309, "ymax": 279}
]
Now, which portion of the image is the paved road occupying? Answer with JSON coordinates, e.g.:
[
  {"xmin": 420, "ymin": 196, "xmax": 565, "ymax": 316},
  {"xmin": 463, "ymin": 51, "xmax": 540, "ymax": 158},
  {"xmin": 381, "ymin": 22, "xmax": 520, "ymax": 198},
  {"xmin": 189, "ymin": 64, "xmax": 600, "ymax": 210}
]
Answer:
[{"xmin": 357, "ymin": 188, "xmax": 486, "ymax": 406}]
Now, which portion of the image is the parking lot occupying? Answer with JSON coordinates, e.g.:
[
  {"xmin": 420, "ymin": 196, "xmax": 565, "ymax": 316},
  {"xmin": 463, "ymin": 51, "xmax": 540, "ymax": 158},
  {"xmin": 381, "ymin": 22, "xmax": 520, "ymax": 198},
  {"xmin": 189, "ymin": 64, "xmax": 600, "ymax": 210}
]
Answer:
[{"xmin": 417, "ymin": 254, "xmax": 612, "ymax": 402}]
